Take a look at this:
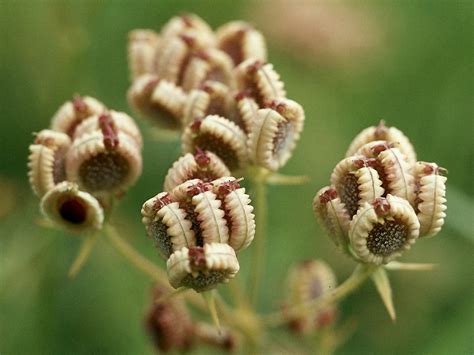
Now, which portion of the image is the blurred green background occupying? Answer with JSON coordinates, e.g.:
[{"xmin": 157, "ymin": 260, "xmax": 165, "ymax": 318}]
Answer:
[{"xmin": 1, "ymin": 0, "xmax": 473, "ymax": 354}]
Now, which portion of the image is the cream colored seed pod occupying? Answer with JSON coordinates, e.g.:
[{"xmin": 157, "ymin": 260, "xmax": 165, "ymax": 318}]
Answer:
[
  {"xmin": 330, "ymin": 157, "xmax": 384, "ymax": 218},
  {"xmin": 73, "ymin": 110, "xmax": 143, "ymax": 149},
  {"xmin": 346, "ymin": 121, "xmax": 417, "ymax": 166},
  {"xmin": 166, "ymin": 243, "xmax": 240, "ymax": 292},
  {"xmin": 141, "ymin": 192, "xmax": 195, "ymax": 258},
  {"xmin": 40, "ymin": 181, "xmax": 104, "ymax": 234},
  {"xmin": 247, "ymin": 99, "xmax": 305, "ymax": 171},
  {"xmin": 216, "ymin": 21, "xmax": 267, "ymax": 65},
  {"xmin": 160, "ymin": 14, "xmax": 214, "ymax": 45},
  {"xmin": 164, "ymin": 150, "xmax": 230, "ymax": 192},
  {"xmin": 312, "ymin": 186, "xmax": 351, "ymax": 250},
  {"xmin": 128, "ymin": 74, "xmax": 186, "ymax": 130},
  {"xmin": 28, "ymin": 130, "xmax": 71, "ymax": 197},
  {"xmin": 182, "ymin": 115, "xmax": 248, "ymax": 171},
  {"xmin": 128, "ymin": 29, "xmax": 161, "ymax": 80},
  {"xmin": 181, "ymin": 82, "xmax": 230, "ymax": 126},
  {"xmin": 349, "ymin": 195, "xmax": 420, "ymax": 265},
  {"xmin": 211, "ymin": 177, "xmax": 255, "ymax": 252},
  {"xmin": 234, "ymin": 58, "xmax": 286, "ymax": 106},
  {"xmin": 181, "ymin": 48, "xmax": 234, "ymax": 92},
  {"xmin": 66, "ymin": 114, "xmax": 142, "ymax": 195},
  {"xmin": 414, "ymin": 162, "xmax": 447, "ymax": 238},
  {"xmin": 233, "ymin": 92, "xmax": 259, "ymax": 134},
  {"xmin": 50, "ymin": 95, "xmax": 106, "ymax": 136}
]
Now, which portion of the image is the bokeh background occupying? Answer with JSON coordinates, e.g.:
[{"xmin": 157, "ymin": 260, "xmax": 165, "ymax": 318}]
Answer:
[{"xmin": 1, "ymin": 1, "xmax": 473, "ymax": 354}]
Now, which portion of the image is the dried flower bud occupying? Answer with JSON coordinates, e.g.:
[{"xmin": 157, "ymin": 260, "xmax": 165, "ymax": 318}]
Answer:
[
  {"xmin": 128, "ymin": 29, "xmax": 160, "ymax": 80},
  {"xmin": 247, "ymin": 98, "xmax": 305, "ymax": 171},
  {"xmin": 66, "ymin": 113, "xmax": 142, "ymax": 195},
  {"xmin": 128, "ymin": 74, "xmax": 186, "ymax": 130},
  {"xmin": 194, "ymin": 322, "xmax": 238, "ymax": 352},
  {"xmin": 350, "ymin": 195, "xmax": 420, "ymax": 264},
  {"xmin": 346, "ymin": 120, "xmax": 417, "ymax": 166},
  {"xmin": 182, "ymin": 115, "xmax": 248, "ymax": 171},
  {"xmin": 28, "ymin": 130, "xmax": 71, "ymax": 197},
  {"xmin": 216, "ymin": 21, "xmax": 267, "ymax": 65},
  {"xmin": 50, "ymin": 95, "xmax": 106, "ymax": 136},
  {"xmin": 234, "ymin": 59, "xmax": 286, "ymax": 106},
  {"xmin": 164, "ymin": 150, "xmax": 230, "ymax": 192},
  {"xmin": 160, "ymin": 14, "xmax": 214, "ymax": 45},
  {"xmin": 40, "ymin": 181, "xmax": 104, "ymax": 233},
  {"xmin": 414, "ymin": 162, "xmax": 447, "ymax": 237},
  {"xmin": 167, "ymin": 243, "xmax": 240, "ymax": 292},
  {"xmin": 145, "ymin": 286, "xmax": 195, "ymax": 353},
  {"xmin": 284, "ymin": 260, "xmax": 338, "ymax": 334}
]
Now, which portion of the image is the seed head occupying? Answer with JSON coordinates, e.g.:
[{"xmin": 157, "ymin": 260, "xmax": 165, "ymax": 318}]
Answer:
[{"xmin": 128, "ymin": 29, "xmax": 161, "ymax": 80}]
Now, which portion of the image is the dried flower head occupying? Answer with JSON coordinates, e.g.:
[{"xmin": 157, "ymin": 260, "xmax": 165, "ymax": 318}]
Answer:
[
  {"xmin": 182, "ymin": 115, "xmax": 248, "ymax": 171},
  {"xmin": 28, "ymin": 130, "xmax": 71, "ymax": 197},
  {"xmin": 50, "ymin": 95, "xmax": 106, "ymax": 136},
  {"xmin": 40, "ymin": 181, "xmax": 104, "ymax": 233},
  {"xmin": 128, "ymin": 29, "xmax": 161, "ymax": 80},
  {"xmin": 216, "ymin": 21, "xmax": 267, "ymax": 66},
  {"xmin": 163, "ymin": 150, "xmax": 230, "ymax": 192},
  {"xmin": 167, "ymin": 243, "xmax": 240, "ymax": 292},
  {"xmin": 247, "ymin": 98, "xmax": 305, "ymax": 171},
  {"xmin": 350, "ymin": 195, "xmax": 420, "ymax": 264}
]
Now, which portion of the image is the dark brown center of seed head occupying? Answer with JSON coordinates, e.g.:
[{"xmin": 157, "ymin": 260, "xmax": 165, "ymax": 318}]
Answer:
[
  {"xmin": 182, "ymin": 270, "xmax": 228, "ymax": 292},
  {"xmin": 339, "ymin": 173, "xmax": 360, "ymax": 218},
  {"xmin": 59, "ymin": 198, "xmax": 87, "ymax": 224},
  {"xmin": 193, "ymin": 132, "xmax": 239, "ymax": 171},
  {"xmin": 179, "ymin": 201, "xmax": 204, "ymax": 246},
  {"xmin": 150, "ymin": 220, "xmax": 173, "ymax": 258},
  {"xmin": 99, "ymin": 113, "xmax": 119, "ymax": 149},
  {"xmin": 272, "ymin": 120, "xmax": 293, "ymax": 157},
  {"xmin": 219, "ymin": 31, "xmax": 245, "ymax": 66},
  {"xmin": 79, "ymin": 151, "xmax": 130, "ymax": 192},
  {"xmin": 366, "ymin": 220, "xmax": 408, "ymax": 256}
]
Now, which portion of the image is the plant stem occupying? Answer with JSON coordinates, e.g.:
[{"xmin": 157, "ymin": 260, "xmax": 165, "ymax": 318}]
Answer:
[
  {"xmin": 263, "ymin": 264, "xmax": 377, "ymax": 327},
  {"xmin": 68, "ymin": 234, "xmax": 97, "ymax": 278}
]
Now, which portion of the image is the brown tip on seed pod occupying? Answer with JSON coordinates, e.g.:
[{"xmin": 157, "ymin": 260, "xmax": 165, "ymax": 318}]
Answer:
[
  {"xmin": 40, "ymin": 181, "xmax": 104, "ymax": 234},
  {"xmin": 414, "ymin": 161, "xmax": 447, "ymax": 238},
  {"xmin": 284, "ymin": 260, "xmax": 338, "ymax": 334},
  {"xmin": 166, "ymin": 243, "xmax": 240, "ymax": 292},
  {"xmin": 182, "ymin": 115, "xmax": 248, "ymax": 171},
  {"xmin": 160, "ymin": 13, "xmax": 214, "ymax": 45},
  {"xmin": 50, "ymin": 95, "xmax": 106, "ymax": 136},
  {"xmin": 349, "ymin": 195, "xmax": 420, "ymax": 265},
  {"xmin": 247, "ymin": 98, "xmax": 305, "ymax": 171},
  {"xmin": 128, "ymin": 29, "xmax": 161, "ymax": 80},
  {"xmin": 28, "ymin": 130, "xmax": 71, "ymax": 198},
  {"xmin": 216, "ymin": 21, "xmax": 267, "ymax": 66}
]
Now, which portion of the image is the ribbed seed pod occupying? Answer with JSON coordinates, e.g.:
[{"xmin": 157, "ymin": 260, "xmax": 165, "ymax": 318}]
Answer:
[
  {"xmin": 164, "ymin": 150, "xmax": 230, "ymax": 192},
  {"xmin": 330, "ymin": 157, "xmax": 384, "ymax": 218},
  {"xmin": 128, "ymin": 74, "xmax": 186, "ymax": 130},
  {"xmin": 182, "ymin": 115, "xmax": 248, "ymax": 171},
  {"xmin": 128, "ymin": 29, "xmax": 160, "ymax": 80},
  {"xmin": 40, "ymin": 181, "xmax": 104, "ymax": 234},
  {"xmin": 28, "ymin": 130, "xmax": 71, "ymax": 197},
  {"xmin": 247, "ymin": 99, "xmax": 305, "ymax": 171},
  {"xmin": 166, "ymin": 243, "xmax": 240, "ymax": 292},
  {"xmin": 414, "ymin": 162, "xmax": 447, "ymax": 237},
  {"xmin": 349, "ymin": 195, "xmax": 420, "ymax": 265},
  {"xmin": 234, "ymin": 58, "xmax": 286, "ymax": 106},
  {"xmin": 312, "ymin": 186, "xmax": 351, "ymax": 250},
  {"xmin": 73, "ymin": 110, "xmax": 143, "ymax": 149},
  {"xmin": 231, "ymin": 91, "xmax": 259, "ymax": 134},
  {"xmin": 141, "ymin": 192, "xmax": 196, "ymax": 259},
  {"xmin": 50, "ymin": 95, "xmax": 106, "ymax": 136},
  {"xmin": 285, "ymin": 260, "xmax": 338, "ymax": 334},
  {"xmin": 211, "ymin": 177, "xmax": 255, "ymax": 252},
  {"xmin": 356, "ymin": 141, "xmax": 415, "ymax": 205},
  {"xmin": 181, "ymin": 81, "xmax": 231, "ymax": 126},
  {"xmin": 216, "ymin": 21, "xmax": 267, "ymax": 66},
  {"xmin": 346, "ymin": 120, "xmax": 417, "ymax": 166},
  {"xmin": 160, "ymin": 14, "xmax": 214, "ymax": 45},
  {"xmin": 181, "ymin": 48, "xmax": 234, "ymax": 92},
  {"xmin": 66, "ymin": 113, "xmax": 142, "ymax": 195}
]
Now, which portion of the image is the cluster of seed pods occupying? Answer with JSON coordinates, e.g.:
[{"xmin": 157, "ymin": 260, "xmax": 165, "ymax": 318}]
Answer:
[
  {"xmin": 27, "ymin": 96, "xmax": 143, "ymax": 233},
  {"xmin": 128, "ymin": 14, "xmax": 305, "ymax": 173},
  {"xmin": 142, "ymin": 177, "xmax": 255, "ymax": 292},
  {"xmin": 313, "ymin": 121, "xmax": 447, "ymax": 265}
]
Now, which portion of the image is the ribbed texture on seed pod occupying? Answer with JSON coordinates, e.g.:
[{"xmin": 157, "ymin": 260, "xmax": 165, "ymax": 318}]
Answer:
[
  {"xmin": 414, "ymin": 162, "xmax": 447, "ymax": 237},
  {"xmin": 50, "ymin": 96, "xmax": 106, "ymax": 136},
  {"xmin": 128, "ymin": 29, "xmax": 161, "ymax": 80},
  {"xmin": 156, "ymin": 35, "xmax": 190, "ymax": 84},
  {"xmin": 233, "ymin": 93, "xmax": 259, "ymax": 134},
  {"xmin": 349, "ymin": 195, "xmax": 420, "ymax": 265},
  {"xmin": 182, "ymin": 115, "xmax": 248, "ymax": 171},
  {"xmin": 160, "ymin": 14, "xmax": 214, "ymax": 44},
  {"xmin": 167, "ymin": 243, "xmax": 240, "ymax": 292},
  {"xmin": 40, "ymin": 181, "xmax": 104, "ymax": 234},
  {"xmin": 28, "ymin": 130, "xmax": 71, "ymax": 197}
]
